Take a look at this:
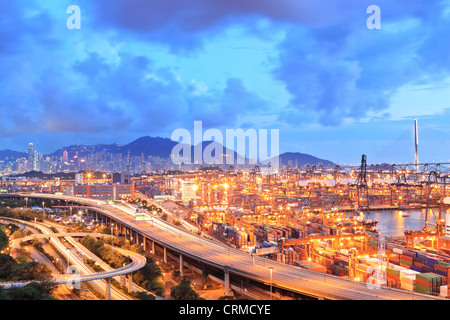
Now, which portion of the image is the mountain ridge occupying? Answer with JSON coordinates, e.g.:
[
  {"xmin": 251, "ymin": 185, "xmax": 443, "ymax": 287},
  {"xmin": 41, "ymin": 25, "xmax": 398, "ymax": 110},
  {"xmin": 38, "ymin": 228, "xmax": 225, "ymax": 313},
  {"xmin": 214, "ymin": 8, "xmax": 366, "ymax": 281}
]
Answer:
[{"xmin": 0, "ymin": 136, "xmax": 335, "ymax": 166}]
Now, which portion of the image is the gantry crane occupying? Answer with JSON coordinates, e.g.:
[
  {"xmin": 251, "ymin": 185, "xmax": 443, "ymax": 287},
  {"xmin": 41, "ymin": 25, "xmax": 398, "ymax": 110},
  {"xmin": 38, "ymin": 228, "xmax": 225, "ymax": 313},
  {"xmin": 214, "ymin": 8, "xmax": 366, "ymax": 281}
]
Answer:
[{"xmin": 354, "ymin": 154, "xmax": 370, "ymax": 210}]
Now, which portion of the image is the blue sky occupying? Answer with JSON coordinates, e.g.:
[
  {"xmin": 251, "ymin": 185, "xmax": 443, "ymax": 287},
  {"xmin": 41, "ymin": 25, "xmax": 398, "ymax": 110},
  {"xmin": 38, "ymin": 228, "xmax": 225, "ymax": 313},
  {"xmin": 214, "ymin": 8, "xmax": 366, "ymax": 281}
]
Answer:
[{"xmin": 1, "ymin": 0, "xmax": 450, "ymax": 165}]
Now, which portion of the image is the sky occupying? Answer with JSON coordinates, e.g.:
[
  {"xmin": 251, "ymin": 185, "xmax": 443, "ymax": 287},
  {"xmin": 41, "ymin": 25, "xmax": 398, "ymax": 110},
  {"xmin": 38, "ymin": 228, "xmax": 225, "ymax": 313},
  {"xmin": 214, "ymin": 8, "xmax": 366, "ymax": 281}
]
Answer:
[{"xmin": 1, "ymin": 0, "xmax": 450, "ymax": 165}]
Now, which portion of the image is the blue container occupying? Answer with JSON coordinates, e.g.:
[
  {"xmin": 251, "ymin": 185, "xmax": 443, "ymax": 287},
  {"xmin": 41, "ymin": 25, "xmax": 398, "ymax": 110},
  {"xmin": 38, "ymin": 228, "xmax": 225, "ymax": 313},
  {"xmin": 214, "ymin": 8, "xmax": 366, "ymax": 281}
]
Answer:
[
  {"xmin": 426, "ymin": 258, "xmax": 439, "ymax": 267},
  {"xmin": 434, "ymin": 269, "xmax": 447, "ymax": 277},
  {"xmin": 422, "ymin": 265, "xmax": 434, "ymax": 273},
  {"xmin": 417, "ymin": 253, "xmax": 428, "ymax": 260},
  {"xmin": 410, "ymin": 266, "xmax": 421, "ymax": 272},
  {"xmin": 414, "ymin": 257, "xmax": 426, "ymax": 264}
]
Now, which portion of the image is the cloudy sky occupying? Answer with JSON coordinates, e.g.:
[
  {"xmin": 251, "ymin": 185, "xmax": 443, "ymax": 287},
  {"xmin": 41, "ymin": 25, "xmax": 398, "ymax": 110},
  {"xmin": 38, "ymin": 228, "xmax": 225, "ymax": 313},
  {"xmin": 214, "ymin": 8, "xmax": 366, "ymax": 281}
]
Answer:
[{"xmin": 1, "ymin": 0, "xmax": 450, "ymax": 165}]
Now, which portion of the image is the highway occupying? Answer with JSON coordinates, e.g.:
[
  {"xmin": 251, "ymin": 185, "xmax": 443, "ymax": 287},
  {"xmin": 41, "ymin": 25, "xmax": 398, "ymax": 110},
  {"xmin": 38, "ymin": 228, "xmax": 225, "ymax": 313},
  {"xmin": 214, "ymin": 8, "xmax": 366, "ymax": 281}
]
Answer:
[
  {"xmin": 0, "ymin": 218, "xmax": 146, "ymax": 299},
  {"xmin": 3, "ymin": 193, "xmax": 445, "ymax": 300}
]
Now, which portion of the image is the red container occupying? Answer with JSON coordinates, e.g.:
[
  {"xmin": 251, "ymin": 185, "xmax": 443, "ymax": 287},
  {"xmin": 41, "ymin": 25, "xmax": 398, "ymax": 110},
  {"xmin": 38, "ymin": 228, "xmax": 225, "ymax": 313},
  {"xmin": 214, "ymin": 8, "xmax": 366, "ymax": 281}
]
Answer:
[
  {"xmin": 400, "ymin": 255, "xmax": 413, "ymax": 262},
  {"xmin": 415, "ymin": 278, "xmax": 432, "ymax": 288}
]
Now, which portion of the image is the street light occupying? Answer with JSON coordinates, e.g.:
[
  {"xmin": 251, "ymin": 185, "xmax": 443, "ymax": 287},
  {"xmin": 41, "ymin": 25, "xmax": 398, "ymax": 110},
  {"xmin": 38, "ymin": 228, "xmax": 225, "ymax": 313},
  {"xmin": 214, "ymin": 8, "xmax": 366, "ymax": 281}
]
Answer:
[
  {"xmin": 110, "ymin": 223, "xmax": 114, "ymax": 266},
  {"xmin": 66, "ymin": 248, "xmax": 70, "ymax": 268},
  {"xmin": 269, "ymin": 267, "xmax": 274, "ymax": 300}
]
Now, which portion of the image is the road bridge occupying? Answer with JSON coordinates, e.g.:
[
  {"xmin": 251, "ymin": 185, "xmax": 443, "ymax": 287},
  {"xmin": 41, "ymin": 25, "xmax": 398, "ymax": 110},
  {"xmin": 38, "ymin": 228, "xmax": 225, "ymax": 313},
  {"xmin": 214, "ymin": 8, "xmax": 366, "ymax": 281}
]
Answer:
[
  {"xmin": 0, "ymin": 219, "xmax": 146, "ymax": 300},
  {"xmin": 1, "ymin": 193, "xmax": 444, "ymax": 300}
]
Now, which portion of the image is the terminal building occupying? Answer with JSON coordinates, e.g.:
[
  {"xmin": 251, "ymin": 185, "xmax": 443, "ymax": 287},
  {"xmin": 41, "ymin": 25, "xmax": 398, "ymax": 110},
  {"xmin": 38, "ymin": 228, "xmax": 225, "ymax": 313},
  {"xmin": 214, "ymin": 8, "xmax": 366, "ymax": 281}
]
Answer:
[{"xmin": 60, "ymin": 183, "xmax": 135, "ymax": 201}]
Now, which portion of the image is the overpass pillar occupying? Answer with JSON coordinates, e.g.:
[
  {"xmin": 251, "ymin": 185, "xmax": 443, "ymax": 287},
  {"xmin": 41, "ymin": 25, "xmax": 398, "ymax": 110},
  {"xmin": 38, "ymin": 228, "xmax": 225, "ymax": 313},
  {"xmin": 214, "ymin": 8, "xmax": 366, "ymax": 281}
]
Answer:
[
  {"xmin": 105, "ymin": 277, "xmax": 111, "ymax": 300},
  {"xmin": 151, "ymin": 241, "xmax": 155, "ymax": 255},
  {"xmin": 143, "ymin": 236, "xmax": 147, "ymax": 252},
  {"xmin": 128, "ymin": 273, "xmax": 133, "ymax": 293},
  {"xmin": 179, "ymin": 254, "xmax": 183, "ymax": 276},
  {"xmin": 164, "ymin": 247, "xmax": 167, "ymax": 263},
  {"xmin": 224, "ymin": 268, "xmax": 230, "ymax": 296}
]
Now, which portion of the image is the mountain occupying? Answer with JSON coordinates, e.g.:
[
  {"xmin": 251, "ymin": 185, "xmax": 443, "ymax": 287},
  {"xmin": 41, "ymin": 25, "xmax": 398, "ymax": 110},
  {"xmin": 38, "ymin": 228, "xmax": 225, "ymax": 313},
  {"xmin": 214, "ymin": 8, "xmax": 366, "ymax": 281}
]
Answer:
[
  {"xmin": 51, "ymin": 143, "xmax": 121, "ymax": 158},
  {"xmin": 0, "ymin": 149, "xmax": 27, "ymax": 161},
  {"xmin": 277, "ymin": 152, "xmax": 335, "ymax": 167},
  {"xmin": 0, "ymin": 137, "xmax": 335, "ymax": 167},
  {"xmin": 119, "ymin": 136, "xmax": 178, "ymax": 158}
]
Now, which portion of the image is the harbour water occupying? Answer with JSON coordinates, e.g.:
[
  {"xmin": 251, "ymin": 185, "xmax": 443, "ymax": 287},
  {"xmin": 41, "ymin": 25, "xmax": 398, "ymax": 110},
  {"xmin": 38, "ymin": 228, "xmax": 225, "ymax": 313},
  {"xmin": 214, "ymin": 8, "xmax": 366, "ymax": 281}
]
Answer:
[{"xmin": 363, "ymin": 209, "xmax": 440, "ymax": 237}]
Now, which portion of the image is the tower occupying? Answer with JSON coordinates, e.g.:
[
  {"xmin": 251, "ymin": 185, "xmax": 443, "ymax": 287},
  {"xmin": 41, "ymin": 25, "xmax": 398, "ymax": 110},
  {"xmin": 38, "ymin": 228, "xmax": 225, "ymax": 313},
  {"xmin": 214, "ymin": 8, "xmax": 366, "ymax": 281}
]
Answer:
[
  {"xmin": 376, "ymin": 233, "xmax": 387, "ymax": 287},
  {"xmin": 356, "ymin": 154, "xmax": 369, "ymax": 210},
  {"xmin": 27, "ymin": 143, "xmax": 34, "ymax": 171},
  {"xmin": 414, "ymin": 119, "xmax": 418, "ymax": 171}
]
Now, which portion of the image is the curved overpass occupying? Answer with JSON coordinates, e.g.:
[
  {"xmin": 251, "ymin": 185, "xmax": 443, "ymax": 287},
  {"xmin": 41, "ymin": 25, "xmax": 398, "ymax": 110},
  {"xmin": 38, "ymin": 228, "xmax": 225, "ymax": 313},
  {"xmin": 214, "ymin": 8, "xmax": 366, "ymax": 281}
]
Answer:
[
  {"xmin": 2, "ymin": 193, "xmax": 444, "ymax": 300},
  {"xmin": 1, "ymin": 221, "xmax": 146, "ymax": 290}
]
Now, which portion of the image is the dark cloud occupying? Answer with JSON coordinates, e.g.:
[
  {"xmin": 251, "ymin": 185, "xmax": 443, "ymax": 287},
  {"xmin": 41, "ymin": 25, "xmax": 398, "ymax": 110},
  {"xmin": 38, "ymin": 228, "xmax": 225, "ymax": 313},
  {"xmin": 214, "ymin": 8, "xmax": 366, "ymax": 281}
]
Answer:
[
  {"xmin": 1, "ymin": 0, "xmax": 450, "ymax": 157},
  {"xmin": 86, "ymin": 0, "xmax": 365, "ymax": 53}
]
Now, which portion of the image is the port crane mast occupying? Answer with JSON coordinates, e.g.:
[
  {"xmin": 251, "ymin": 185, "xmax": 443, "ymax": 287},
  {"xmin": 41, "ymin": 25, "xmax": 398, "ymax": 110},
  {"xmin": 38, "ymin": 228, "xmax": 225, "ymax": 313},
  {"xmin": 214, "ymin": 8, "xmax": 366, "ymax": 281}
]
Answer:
[{"xmin": 355, "ymin": 154, "xmax": 370, "ymax": 210}]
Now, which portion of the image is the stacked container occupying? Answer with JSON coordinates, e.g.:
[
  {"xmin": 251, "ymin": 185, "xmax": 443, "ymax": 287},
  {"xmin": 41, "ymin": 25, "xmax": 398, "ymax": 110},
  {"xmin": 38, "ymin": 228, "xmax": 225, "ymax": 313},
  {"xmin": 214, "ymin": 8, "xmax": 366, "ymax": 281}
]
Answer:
[
  {"xmin": 415, "ymin": 273, "xmax": 441, "ymax": 295},
  {"xmin": 386, "ymin": 267, "xmax": 401, "ymax": 288}
]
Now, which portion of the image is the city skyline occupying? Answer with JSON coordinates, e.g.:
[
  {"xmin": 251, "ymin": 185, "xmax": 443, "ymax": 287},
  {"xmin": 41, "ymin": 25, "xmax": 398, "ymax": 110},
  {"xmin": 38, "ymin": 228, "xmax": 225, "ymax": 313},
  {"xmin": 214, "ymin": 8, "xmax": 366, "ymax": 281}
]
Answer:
[{"xmin": 1, "ymin": 1, "xmax": 450, "ymax": 165}]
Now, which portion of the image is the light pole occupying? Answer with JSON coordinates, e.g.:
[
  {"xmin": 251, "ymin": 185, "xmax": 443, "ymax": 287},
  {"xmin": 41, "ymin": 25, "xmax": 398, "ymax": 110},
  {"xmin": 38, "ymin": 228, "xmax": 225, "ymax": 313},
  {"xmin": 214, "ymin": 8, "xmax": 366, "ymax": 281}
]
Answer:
[
  {"xmin": 111, "ymin": 223, "xmax": 114, "ymax": 266},
  {"xmin": 269, "ymin": 267, "xmax": 274, "ymax": 300},
  {"xmin": 66, "ymin": 247, "xmax": 70, "ymax": 268}
]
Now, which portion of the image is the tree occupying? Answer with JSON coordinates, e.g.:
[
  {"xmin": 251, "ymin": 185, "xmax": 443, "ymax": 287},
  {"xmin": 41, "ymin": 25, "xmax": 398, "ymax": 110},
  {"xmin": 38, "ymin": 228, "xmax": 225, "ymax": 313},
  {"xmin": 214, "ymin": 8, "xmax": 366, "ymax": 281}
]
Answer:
[
  {"xmin": 137, "ymin": 291, "xmax": 156, "ymax": 300},
  {"xmin": 11, "ymin": 230, "xmax": 25, "ymax": 240},
  {"xmin": 6, "ymin": 281, "xmax": 57, "ymax": 300},
  {"xmin": 0, "ymin": 253, "xmax": 17, "ymax": 279},
  {"xmin": 101, "ymin": 226, "xmax": 112, "ymax": 235},
  {"xmin": 10, "ymin": 261, "xmax": 52, "ymax": 281},
  {"xmin": 129, "ymin": 244, "xmax": 144, "ymax": 255},
  {"xmin": 0, "ymin": 227, "xmax": 8, "ymax": 250},
  {"xmin": 147, "ymin": 277, "xmax": 165, "ymax": 296},
  {"xmin": 170, "ymin": 279, "xmax": 203, "ymax": 300}
]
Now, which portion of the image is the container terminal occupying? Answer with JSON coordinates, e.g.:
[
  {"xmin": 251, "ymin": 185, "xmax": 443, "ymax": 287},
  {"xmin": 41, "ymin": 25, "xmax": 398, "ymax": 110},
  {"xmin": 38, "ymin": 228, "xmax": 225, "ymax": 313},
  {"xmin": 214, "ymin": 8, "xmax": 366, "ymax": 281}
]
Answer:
[
  {"xmin": 2, "ymin": 154, "xmax": 450, "ymax": 299},
  {"xmin": 137, "ymin": 155, "xmax": 450, "ymax": 299}
]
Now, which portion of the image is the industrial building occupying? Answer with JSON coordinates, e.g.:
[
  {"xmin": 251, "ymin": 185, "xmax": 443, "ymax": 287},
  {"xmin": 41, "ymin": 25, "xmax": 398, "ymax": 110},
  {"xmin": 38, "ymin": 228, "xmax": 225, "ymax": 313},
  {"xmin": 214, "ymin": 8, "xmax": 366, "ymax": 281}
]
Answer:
[{"xmin": 60, "ymin": 183, "xmax": 135, "ymax": 201}]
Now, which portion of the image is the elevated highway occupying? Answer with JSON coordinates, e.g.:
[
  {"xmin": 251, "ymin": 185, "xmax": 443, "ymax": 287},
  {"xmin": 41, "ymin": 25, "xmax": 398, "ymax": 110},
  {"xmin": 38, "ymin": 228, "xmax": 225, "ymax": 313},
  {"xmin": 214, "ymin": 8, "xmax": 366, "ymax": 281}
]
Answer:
[
  {"xmin": 1, "ymin": 193, "xmax": 444, "ymax": 300},
  {"xmin": 0, "ymin": 219, "xmax": 146, "ymax": 299}
]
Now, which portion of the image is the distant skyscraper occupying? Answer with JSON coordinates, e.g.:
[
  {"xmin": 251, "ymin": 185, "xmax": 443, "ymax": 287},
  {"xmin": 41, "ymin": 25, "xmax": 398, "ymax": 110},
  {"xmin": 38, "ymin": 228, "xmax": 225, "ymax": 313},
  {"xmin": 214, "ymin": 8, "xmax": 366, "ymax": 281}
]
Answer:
[
  {"xmin": 28, "ymin": 143, "xmax": 34, "ymax": 171},
  {"xmin": 33, "ymin": 151, "xmax": 39, "ymax": 171}
]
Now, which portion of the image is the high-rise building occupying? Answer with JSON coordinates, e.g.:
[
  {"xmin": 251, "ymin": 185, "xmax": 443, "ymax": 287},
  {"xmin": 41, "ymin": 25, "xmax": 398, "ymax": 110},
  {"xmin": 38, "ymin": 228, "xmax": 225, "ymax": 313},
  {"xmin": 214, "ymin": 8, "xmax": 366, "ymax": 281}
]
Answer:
[
  {"xmin": 27, "ymin": 143, "xmax": 34, "ymax": 171},
  {"xmin": 33, "ymin": 151, "xmax": 39, "ymax": 171},
  {"xmin": 113, "ymin": 172, "xmax": 131, "ymax": 184}
]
